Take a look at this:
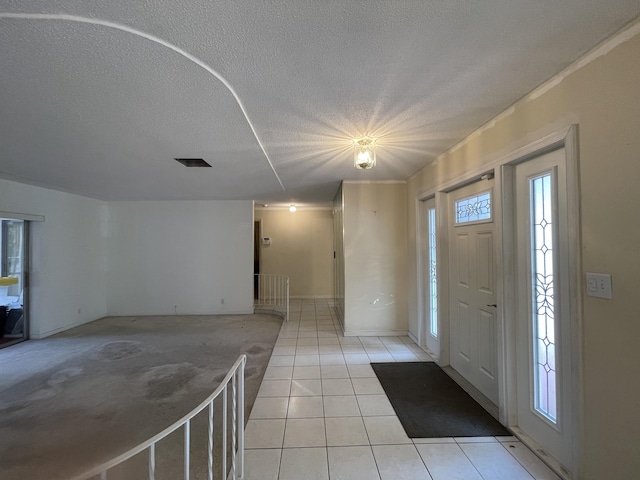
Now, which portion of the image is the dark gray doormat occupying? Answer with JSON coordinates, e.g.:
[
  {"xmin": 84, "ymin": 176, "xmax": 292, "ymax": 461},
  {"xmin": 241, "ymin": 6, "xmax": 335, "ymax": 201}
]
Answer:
[{"xmin": 371, "ymin": 362, "xmax": 510, "ymax": 438}]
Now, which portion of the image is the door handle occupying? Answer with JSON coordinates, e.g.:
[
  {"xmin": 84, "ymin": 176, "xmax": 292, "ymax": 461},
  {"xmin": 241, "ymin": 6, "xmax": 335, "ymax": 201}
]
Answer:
[{"xmin": 486, "ymin": 304, "xmax": 497, "ymax": 308}]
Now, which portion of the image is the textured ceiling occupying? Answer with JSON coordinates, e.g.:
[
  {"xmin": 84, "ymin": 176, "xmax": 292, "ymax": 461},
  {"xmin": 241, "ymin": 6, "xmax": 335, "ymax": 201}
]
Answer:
[{"xmin": 1, "ymin": 1, "xmax": 639, "ymax": 206}]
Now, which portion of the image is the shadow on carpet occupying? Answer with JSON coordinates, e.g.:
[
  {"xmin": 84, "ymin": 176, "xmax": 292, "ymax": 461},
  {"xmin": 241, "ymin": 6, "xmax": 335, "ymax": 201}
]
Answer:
[
  {"xmin": 371, "ymin": 362, "xmax": 509, "ymax": 438},
  {"xmin": 0, "ymin": 314, "xmax": 283, "ymax": 480}
]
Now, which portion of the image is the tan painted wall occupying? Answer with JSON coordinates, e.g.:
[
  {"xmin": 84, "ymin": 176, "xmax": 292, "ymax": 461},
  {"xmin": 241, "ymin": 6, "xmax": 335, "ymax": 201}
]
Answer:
[
  {"xmin": 344, "ymin": 182, "xmax": 408, "ymax": 335},
  {"xmin": 255, "ymin": 208, "xmax": 334, "ymax": 298},
  {"xmin": 407, "ymin": 22, "xmax": 640, "ymax": 479}
]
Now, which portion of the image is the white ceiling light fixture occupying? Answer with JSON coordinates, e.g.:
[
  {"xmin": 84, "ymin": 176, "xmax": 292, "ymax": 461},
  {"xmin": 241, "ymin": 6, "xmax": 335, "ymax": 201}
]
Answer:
[
  {"xmin": 289, "ymin": 204, "xmax": 297, "ymax": 213},
  {"xmin": 354, "ymin": 137, "xmax": 376, "ymax": 170}
]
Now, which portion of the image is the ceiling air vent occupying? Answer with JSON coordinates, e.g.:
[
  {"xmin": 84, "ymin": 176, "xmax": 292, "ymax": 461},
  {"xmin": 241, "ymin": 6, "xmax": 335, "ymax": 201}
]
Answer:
[{"xmin": 174, "ymin": 158, "xmax": 211, "ymax": 167}]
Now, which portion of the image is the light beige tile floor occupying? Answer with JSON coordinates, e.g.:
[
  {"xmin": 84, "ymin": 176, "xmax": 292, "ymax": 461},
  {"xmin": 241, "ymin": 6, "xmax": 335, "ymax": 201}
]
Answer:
[{"xmin": 244, "ymin": 299, "xmax": 561, "ymax": 480}]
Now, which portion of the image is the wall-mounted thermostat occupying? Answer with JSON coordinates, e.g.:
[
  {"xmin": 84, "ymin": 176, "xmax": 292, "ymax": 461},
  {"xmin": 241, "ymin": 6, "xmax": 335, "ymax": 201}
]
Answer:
[{"xmin": 261, "ymin": 237, "xmax": 271, "ymax": 246}]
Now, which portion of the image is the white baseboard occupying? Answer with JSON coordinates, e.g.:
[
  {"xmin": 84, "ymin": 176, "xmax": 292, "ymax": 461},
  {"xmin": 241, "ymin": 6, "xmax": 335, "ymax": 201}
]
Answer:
[
  {"xmin": 406, "ymin": 331, "xmax": 439, "ymax": 360},
  {"xmin": 509, "ymin": 427, "xmax": 571, "ymax": 480},
  {"xmin": 423, "ymin": 345, "xmax": 438, "ymax": 362},
  {"xmin": 31, "ymin": 316, "xmax": 100, "ymax": 339},
  {"xmin": 31, "ymin": 308, "xmax": 258, "ymax": 339}
]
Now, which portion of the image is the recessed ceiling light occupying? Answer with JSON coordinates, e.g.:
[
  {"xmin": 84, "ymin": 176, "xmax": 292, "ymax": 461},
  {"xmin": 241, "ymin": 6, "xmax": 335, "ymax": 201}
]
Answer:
[{"xmin": 174, "ymin": 158, "xmax": 212, "ymax": 167}]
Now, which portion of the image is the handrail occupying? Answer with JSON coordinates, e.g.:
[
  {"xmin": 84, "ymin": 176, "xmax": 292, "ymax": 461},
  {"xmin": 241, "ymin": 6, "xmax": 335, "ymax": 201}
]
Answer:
[
  {"xmin": 73, "ymin": 354, "xmax": 247, "ymax": 480},
  {"xmin": 254, "ymin": 274, "xmax": 289, "ymax": 322}
]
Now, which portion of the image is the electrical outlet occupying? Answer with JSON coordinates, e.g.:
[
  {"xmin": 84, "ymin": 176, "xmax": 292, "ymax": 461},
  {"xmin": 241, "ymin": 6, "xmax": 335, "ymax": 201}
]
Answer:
[{"xmin": 221, "ymin": 298, "xmax": 225, "ymax": 305}]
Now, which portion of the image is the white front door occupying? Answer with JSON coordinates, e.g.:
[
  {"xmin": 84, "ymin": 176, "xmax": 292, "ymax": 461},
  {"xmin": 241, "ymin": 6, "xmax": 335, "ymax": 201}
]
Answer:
[
  {"xmin": 449, "ymin": 179, "xmax": 499, "ymax": 404},
  {"xmin": 515, "ymin": 148, "xmax": 573, "ymax": 470}
]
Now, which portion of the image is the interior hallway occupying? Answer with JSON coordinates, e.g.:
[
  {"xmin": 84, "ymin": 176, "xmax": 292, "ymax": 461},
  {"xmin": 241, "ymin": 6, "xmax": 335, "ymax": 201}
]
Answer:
[{"xmin": 244, "ymin": 299, "xmax": 561, "ymax": 480}]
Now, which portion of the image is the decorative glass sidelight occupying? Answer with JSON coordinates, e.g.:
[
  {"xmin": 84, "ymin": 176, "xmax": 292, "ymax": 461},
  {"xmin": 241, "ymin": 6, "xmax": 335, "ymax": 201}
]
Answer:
[
  {"xmin": 530, "ymin": 173, "xmax": 557, "ymax": 423},
  {"xmin": 455, "ymin": 190, "xmax": 491, "ymax": 224},
  {"xmin": 428, "ymin": 207, "xmax": 437, "ymax": 337}
]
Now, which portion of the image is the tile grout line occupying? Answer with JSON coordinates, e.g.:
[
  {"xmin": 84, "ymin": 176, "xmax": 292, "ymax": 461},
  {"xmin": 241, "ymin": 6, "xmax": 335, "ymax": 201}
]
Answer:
[{"xmin": 269, "ymin": 299, "xmax": 452, "ymax": 479}]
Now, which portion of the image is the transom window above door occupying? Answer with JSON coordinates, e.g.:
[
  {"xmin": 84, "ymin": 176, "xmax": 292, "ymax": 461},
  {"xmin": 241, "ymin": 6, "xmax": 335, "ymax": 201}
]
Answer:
[{"xmin": 454, "ymin": 190, "xmax": 492, "ymax": 225}]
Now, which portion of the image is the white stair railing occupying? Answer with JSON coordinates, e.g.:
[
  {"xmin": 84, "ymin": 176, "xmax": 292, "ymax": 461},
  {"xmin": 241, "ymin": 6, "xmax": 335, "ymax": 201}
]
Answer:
[
  {"xmin": 254, "ymin": 274, "xmax": 289, "ymax": 322},
  {"xmin": 73, "ymin": 355, "xmax": 247, "ymax": 480}
]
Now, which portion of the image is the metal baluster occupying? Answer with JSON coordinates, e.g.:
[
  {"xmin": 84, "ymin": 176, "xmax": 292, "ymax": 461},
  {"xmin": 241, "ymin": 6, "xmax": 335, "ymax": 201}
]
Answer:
[
  {"xmin": 222, "ymin": 385, "xmax": 227, "ymax": 478},
  {"xmin": 232, "ymin": 374, "xmax": 237, "ymax": 480},
  {"xmin": 184, "ymin": 420, "xmax": 190, "ymax": 480},
  {"xmin": 286, "ymin": 278, "xmax": 290, "ymax": 322},
  {"xmin": 149, "ymin": 443, "xmax": 155, "ymax": 480},
  {"xmin": 238, "ymin": 358, "xmax": 245, "ymax": 479},
  {"xmin": 208, "ymin": 401, "xmax": 214, "ymax": 480}
]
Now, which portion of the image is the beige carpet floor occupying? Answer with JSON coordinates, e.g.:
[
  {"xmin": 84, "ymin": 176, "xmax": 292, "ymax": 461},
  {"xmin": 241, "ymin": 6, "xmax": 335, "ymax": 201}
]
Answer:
[{"xmin": 0, "ymin": 313, "xmax": 282, "ymax": 480}]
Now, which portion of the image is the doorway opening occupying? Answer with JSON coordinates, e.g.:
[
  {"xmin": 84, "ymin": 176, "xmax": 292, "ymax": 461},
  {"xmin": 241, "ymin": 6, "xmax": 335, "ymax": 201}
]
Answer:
[{"xmin": 254, "ymin": 219, "xmax": 262, "ymax": 300}]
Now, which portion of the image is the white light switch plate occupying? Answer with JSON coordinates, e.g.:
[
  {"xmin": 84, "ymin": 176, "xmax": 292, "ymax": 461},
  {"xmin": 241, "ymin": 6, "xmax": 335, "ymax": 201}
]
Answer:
[{"xmin": 586, "ymin": 273, "xmax": 612, "ymax": 299}]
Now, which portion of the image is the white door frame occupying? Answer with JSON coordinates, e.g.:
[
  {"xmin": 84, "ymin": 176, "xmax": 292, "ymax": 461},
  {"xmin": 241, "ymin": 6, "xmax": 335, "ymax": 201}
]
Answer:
[
  {"xmin": 415, "ymin": 191, "xmax": 450, "ymax": 361},
  {"xmin": 416, "ymin": 171, "xmax": 507, "ymax": 405},
  {"xmin": 415, "ymin": 124, "xmax": 582, "ymax": 477}
]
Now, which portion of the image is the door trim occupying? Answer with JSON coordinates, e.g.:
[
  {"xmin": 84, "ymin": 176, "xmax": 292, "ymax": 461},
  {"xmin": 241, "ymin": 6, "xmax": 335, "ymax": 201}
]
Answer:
[
  {"xmin": 415, "ymin": 124, "xmax": 582, "ymax": 479},
  {"xmin": 415, "ymin": 196, "xmax": 436, "ymax": 355},
  {"xmin": 502, "ymin": 126, "xmax": 582, "ymax": 478},
  {"xmin": 416, "ymin": 191, "xmax": 450, "ymax": 362}
]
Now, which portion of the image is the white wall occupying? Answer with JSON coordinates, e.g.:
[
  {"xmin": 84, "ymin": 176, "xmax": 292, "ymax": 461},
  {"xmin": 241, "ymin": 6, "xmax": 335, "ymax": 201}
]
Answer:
[
  {"xmin": 0, "ymin": 179, "xmax": 108, "ymax": 338},
  {"xmin": 107, "ymin": 200, "xmax": 254, "ymax": 316},
  {"xmin": 1, "ymin": 181, "xmax": 254, "ymax": 334},
  {"xmin": 343, "ymin": 182, "xmax": 408, "ymax": 336}
]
